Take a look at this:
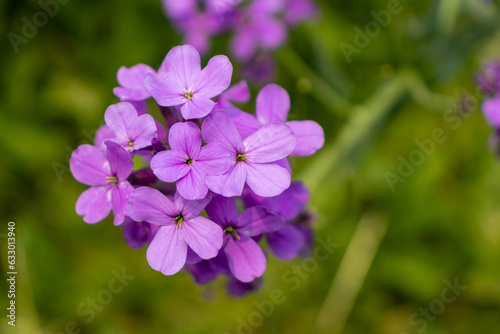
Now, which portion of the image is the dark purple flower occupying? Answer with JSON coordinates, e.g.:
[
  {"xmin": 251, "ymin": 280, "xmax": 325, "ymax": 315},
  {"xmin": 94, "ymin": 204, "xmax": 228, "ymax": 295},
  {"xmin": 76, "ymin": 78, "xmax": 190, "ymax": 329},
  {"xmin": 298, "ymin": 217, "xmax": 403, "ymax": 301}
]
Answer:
[
  {"xmin": 216, "ymin": 80, "xmax": 250, "ymax": 108},
  {"xmin": 205, "ymin": 194, "xmax": 284, "ymax": 282},
  {"xmin": 476, "ymin": 61, "xmax": 500, "ymax": 97},
  {"xmin": 144, "ymin": 44, "xmax": 233, "ymax": 120},
  {"xmin": 229, "ymin": 83, "xmax": 325, "ymax": 156},
  {"xmin": 151, "ymin": 121, "xmax": 232, "ymax": 200},
  {"xmin": 127, "ymin": 187, "xmax": 223, "ymax": 275},
  {"xmin": 202, "ymin": 109, "xmax": 296, "ymax": 197},
  {"xmin": 70, "ymin": 141, "xmax": 134, "ymax": 226},
  {"xmin": 227, "ymin": 277, "xmax": 263, "ymax": 297},
  {"xmin": 104, "ymin": 102, "xmax": 157, "ymax": 152},
  {"xmin": 242, "ymin": 52, "xmax": 277, "ymax": 84},
  {"xmin": 121, "ymin": 217, "xmax": 160, "ymax": 249}
]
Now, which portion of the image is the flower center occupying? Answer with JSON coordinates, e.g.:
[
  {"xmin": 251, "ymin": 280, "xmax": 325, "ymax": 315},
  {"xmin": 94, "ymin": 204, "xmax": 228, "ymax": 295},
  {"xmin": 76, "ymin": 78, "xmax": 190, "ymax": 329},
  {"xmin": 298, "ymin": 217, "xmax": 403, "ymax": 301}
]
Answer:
[
  {"xmin": 223, "ymin": 225, "xmax": 240, "ymax": 240},
  {"xmin": 128, "ymin": 140, "xmax": 134, "ymax": 148},
  {"xmin": 106, "ymin": 176, "xmax": 118, "ymax": 185},
  {"xmin": 184, "ymin": 91, "xmax": 193, "ymax": 100},
  {"xmin": 174, "ymin": 214, "xmax": 184, "ymax": 228},
  {"xmin": 236, "ymin": 153, "xmax": 247, "ymax": 162},
  {"xmin": 186, "ymin": 158, "xmax": 193, "ymax": 165}
]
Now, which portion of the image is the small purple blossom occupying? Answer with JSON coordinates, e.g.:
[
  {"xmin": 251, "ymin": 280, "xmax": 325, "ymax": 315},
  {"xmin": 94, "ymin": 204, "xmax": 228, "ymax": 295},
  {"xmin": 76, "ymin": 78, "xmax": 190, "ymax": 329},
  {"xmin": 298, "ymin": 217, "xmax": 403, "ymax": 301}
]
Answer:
[
  {"xmin": 121, "ymin": 217, "xmax": 160, "ymax": 249},
  {"xmin": 70, "ymin": 141, "xmax": 134, "ymax": 226},
  {"xmin": 285, "ymin": 0, "xmax": 318, "ymax": 26},
  {"xmin": 151, "ymin": 121, "xmax": 232, "ymax": 200},
  {"xmin": 113, "ymin": 64, "xmax": 155, "ymax": 102},
  {"xmin": 216, "ymin": 80, "xmax": 250, "ymax": 108},
  {"xmin": 202, "ymin": 109, "xmax": 297, "ymax": 197},
  {"xmin": 205, "ymin": 194, "xmax": 284, "ymax": 282},
  {"xmin": 144, "ymin": 44, "xmax": 233, "ymax": 120},
  {"xmin": 127, "ymin": 187, "xmax": 223, "ymax": 275}
]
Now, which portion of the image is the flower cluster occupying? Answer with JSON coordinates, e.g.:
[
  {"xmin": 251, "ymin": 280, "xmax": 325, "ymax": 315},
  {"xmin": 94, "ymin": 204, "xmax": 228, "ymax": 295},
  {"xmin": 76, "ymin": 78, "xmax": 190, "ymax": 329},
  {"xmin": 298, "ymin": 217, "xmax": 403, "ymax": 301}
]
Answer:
[
  {"xmin": 476, "ymin": 61, "xmax": 500, "ymax": 152},
  {"xmin": 70, "ymin": 44, "xmax": 324, "ymax": 295},
  {"xmin": 162, "ymin": 0, "xmax": 318, "ymax": 82}
]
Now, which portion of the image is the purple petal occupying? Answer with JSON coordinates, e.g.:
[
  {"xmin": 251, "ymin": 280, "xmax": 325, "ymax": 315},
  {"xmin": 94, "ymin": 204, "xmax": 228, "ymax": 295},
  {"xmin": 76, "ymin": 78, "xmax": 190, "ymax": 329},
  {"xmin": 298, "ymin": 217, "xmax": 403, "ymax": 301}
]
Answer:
[
  {"xmin": 179, "ymin": 216, "xmax": 223, "ymax": 259},
  {"xmin": 202, "ymin": 109, "xmax": 244, "ymax": 152},
  {"xmin": 257, "ymin": 19, "xmax": 287, "ymax": 48},
  {"xmin": 224, "ymin": 235, "xmax": 266, "ymax": 282},
  {"xmin": 205, "ymin": 194, "xmax": 239, "ymax": 228},
  {"xmin": 237, "ymin": 206, "xmax": 284, "ymax": 236},
  {"xmin": 245, "ymin": 163, "xmax": 291, "ymax": 197},
  {"xmin": 285, "ymin": 0, "xmax": 318, "ymax": 26},
  {"xmin": 161, "ymin": 44, "xmax": 201, "ymax": 89},
  {"xmin": 127, "ymin": 187, "xmax": 178, "ymax": 225},
  {"xmin": 256, "ymin": 84, "xmax": 290, "ymax": 124},
  {"xmin": 76, "ymin": 186, "xmax": 111, "ymax": 224},
  {"xmin": 70, "ymin": 144, "xmax": 109, "ymax": 186},
  {"xmin": 114, "ymin": 64, "xmax": 155, "ymax": 100},
  {"xmin": 221, "ymin": 80, "xmax": 250, "ymax": 104},
  {"xmin": 122, "ymin": 218, "xmax": 158, "ymax": 249},
  {"xmin": 105, "ymin": 141, "xmax": 134, "ymax": 181},
  {"xmin": 94, "ymin": 125, "xmax": 116, "ymax": 150},
  {"xmin": 187, "ymin": 260, "xmax": 219, "ymax": 284},
  {"xmin": 244, "ymin": 123, "xmax": 296, "ymax": 163},
  {"xmin": 169, "ymin": 121, "xmax": 202, "ymax": 157},
  {"xmin": 173, "ymin": 191, "xmax": 212, "ymax": 219},
  {"xmin": 111, "ymin": 181, "xmax": 134, "ymax": 226},
  {"xmin": 127, "ymin": 114, "xmax": 157, "ymax": 150},
  {"xmin": 194, "ymin": 55, "xmax": 233, "ymax": 98},
  {"xmin": 127, "ymin": 99, "xmax": 148, "ymax": 115},
  {"xmin": 206, "ymin": 163, "xmax": 246, "ymax": 197},
  {"xmin": 197, "ymin": 142, "xmax": 233, "ymax": 175},
  {"xmin": 286, "ymin": 120, "xmax": 325, "ymax": 156},
  {"xmin": 104, "ymin": 102, "xmax": 138, "ymax": 139},
  {"xmin": 230, "ymin": 29, "xmax": 256, "ymax": 62},
  {"xmin": 227, "ymin": 107, "xmax": 262, "ymax": 139},
  {"xmin": 266, "ymin": 181, "xmax": 310, "ymax": 220},
  {"xmin": 267, "ymin": 224, "xmax": 304, "ymax": 260},
  {"xmin": 179, "ymin": 95, "xmax": 216, "ymax": 120},
  {"xmin": 483, "ymin": 96, "xmax": 500, "ymax": 127},
  {"xmin": 162, "ymin": 0, "xmax": 196, "ymax": 19},
  {"xmin": 143, "ymin": 72, "xmax": 186, "ymax": 107},
  {"xmin": 177, "ymin": 166, "xmax": 209, "ymax": 200},
  {"xmin": 151, "ymin": 150, "xmax": 191, "ymax": 182},
  {"xmin": 146, "ymin": 225, "xmax": 187, "ymax": 275},
  {"xmin": 227, "ymin": 277, "xmax": 263, "ymax": 297}
]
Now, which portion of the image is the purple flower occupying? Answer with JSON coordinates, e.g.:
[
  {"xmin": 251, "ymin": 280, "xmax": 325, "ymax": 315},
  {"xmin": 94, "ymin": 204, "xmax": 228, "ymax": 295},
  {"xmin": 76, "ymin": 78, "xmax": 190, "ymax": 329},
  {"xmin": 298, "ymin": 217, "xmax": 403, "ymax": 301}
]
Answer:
[
  {"xmin": 229, "ymin": 83, "xmax": 325, "ymax": 156},
  {"xmin": 476, "ymin": 61, "xmax": 500, "ymax": 97},
  {"xmin": 70, "ymin": 141, "xmax": 134, "ymax": 226},
  {"xmin": 216, "ymin": 80, "xmax": 250, "ymax": 108},
  {"xmin": 227, "ymin": 277, "xmax": 263, "ymax": 297},
  {"xmin": 104, "ymin": 102, "xmax": 157, "ymax": 152},
  {"xmin": 127, "ymin": 187, "xmax": 223, "ymax": 275},
  {"xmin": 205, "ymin": 194, "xmax": 284, "ymax": 282},
  {"xmin": 151, "ymin": 121, "xmax": 232, "ymax": 200},
  {"xmin": 483, "ymin": 96, "xmax": 500, "ymax": 128},
  {"xmin": 202, "ymin": 109, "xmax": 296, "ymax": 197},
  {"xmin": 144, "ymin": 44, "xmax": 233, "ymax": 120},
  {"xmin": 113, "ymin": 64, "xmax": 155, "ymax": 102},
  {"xmin": 121, "ymin": 217, "xmax": 159, "ymax": 249},
  {"xmin": 285, "ymin": 0, "xmax": 318, "ymax": 26}
]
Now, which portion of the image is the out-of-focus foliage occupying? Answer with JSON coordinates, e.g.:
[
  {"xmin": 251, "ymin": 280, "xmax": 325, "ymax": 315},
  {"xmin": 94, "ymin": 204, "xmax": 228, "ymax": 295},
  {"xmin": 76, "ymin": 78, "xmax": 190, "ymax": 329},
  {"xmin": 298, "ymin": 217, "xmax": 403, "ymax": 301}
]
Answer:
[{"xmin": 1, "ymin": 0, "xmax": 500, "ymax": 333}]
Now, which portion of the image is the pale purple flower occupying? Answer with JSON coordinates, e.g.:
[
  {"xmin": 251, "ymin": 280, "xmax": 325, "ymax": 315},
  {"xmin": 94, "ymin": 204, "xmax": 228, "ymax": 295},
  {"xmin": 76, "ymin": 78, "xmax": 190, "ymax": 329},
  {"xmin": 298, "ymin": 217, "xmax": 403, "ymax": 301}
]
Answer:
[
  {"xmin": 122, "ymin": 217, "xmax": 160, "ymax": 249},
  {"xmin": 229, "ymin": 83, "xmax": 325, "ymax": 156},
  {"xmin": 144, "ymin": 44, "xmax": 233, "ymax": 120},
  {"xmin": 483, "ymin": 96, "xmax": 500, "ymax": 128},
  {"xmin": 127, "ymin": 187, "xmax": 223, "ymax": 275},
  {"xmin": 202, "ymin": 109, "xmax": 296, "ymax": 197},
  {"xmin": 113, "ymin": 64, "xmax": 155, "ymax": 102},
  {"xmin": 104, "ymin": 102, "xmax": 157, "ymax": 152},
  {"xmin": 216, "ymin": 80, "xmax": 250, "ymax": 108},
  {"xmin": 205, "ymin": 194, "xmax": 284, "ymax": 282},
  {"xmin": 285, "ymin": 0, "xmax": 318, "ymax": 26},
  {"xmin": 151, "ymin": 121, "xmax": 232, "ymax": 200},
  {"xmin": 70, "ymin": 141, "xmax": 134, "ymax": 226},
  {"xmin": 176, "ymin": 11, "xmax": 227, "ymax": 55}
]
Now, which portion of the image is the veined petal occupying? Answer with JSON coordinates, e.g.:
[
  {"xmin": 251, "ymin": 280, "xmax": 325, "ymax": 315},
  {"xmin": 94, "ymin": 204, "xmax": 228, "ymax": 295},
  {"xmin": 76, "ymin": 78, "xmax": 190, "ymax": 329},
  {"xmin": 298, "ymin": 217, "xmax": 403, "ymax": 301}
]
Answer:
[
  {"xmin": 94, "ymin": 125, "xmax": 116, "ymax": 150},
  {"xmin": 151, "ymin": 150, "xmax": 191, "ymax": 183},
  {"xmin": 197, "ymin": 142, "xmax": 233, "ymax": 176},
  {"xmin": 286, "ymin": 120, "xmax": 325, "ymax": 156},
  {"xmin": 227, "ymin": 107, "xmax": 262, "ymax": 139},
  {"xmin": 179, "ymin": 95, "xmax": 215, "ymax": 120},
  {"xmin": 176, "ymin": 166, "xmax": 209, "ymax": 200},
  {"xmin": 70, "ymin": 144, "xmax": 109, "ymax": 186},
  {"xmin": 237, "ymin": 206, "xmax": 284, "ymax": 236},
  {"xmin": 76, "ymin": 186, "xmax": 112, "ymax": 224},
  {"xmin": 206, "ymin": 163, "xmax": 246, "ymax": 197},
  {"xmin": 194, "ymin": 55, "xmax": 233, "ymax": 98},
  {"xmin": 127, "ymin": 114, "xmax": 157, "ymax": 150},
  {"xmin": 146, "ymin": 225, "xmax": 187, "ymax": 275},
  {"xmin": 264, "ymin": 181, "xmax": 310, "ymax": 220},
  {"xmin": 244, "ymin": 123, "xmax": 296, "ymax": 163},
  {"xmin": 111, "ymin": 181, "xmax": 134, "ymax": 226},
  {"xmin": 256, "ymin": 84, "xmax": 290, "ymax": 124},
  {"xmin": 168, "ymin": 122, "xmax": 201, "ymax": 157},
  {"xmin": 143, "ymin": 72, "xmax": 187, "ymax": 107},
  {"xmin": 223, "ymin": 80, "xmax": 250, "ymax": 103},
  {"xmin": 245, "ymin": 163, "xmax": 291, "ymax": 197},
  {"xmin": 179, "ymin": 216, "xmax": 223, "ymax": 260},
  {"xmin": 202, "ymin": 109, "xmax": 244, "ymax": 152},
  {"xmin": 104, "ymin": 102, "xmax": 138, "ymax": 138},
  {"xmin": 127, "ymin": 187, "xmax": 178, "ymax": 225},
  {"xmin": 225, "ymin": 235, "xmax": 266, "ymax": 283},
  {"xmin": 267, "ymin": 224, "xmax": 304, "ymax": 261},
  {"xmin": 205, "ymin": 194, "xmax": 239, "ymax": 228},
  {"xmin": 105, "ymin": 141, "xmax": 134, "ymax": 181},
  {"xmin": 161, "ymin": 44, "xmax": 201, "ymax": 89},
  {"xmin": 117, "ymin": 64, "xmax": 155, "ymax": 89}
]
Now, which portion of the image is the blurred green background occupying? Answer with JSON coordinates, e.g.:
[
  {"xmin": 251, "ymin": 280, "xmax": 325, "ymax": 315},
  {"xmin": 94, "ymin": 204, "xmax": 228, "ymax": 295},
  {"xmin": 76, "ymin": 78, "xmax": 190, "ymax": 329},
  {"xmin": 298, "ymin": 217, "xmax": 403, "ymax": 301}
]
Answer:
[{"xmin": 1, "ymin": 0, "xmax": 500, "ymax": 333}]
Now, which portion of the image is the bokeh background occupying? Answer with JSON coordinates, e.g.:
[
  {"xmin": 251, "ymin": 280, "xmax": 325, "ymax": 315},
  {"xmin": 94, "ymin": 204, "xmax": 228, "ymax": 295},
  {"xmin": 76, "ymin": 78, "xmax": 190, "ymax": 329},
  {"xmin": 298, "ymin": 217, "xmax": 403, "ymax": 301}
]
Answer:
[{"xmin": 1, "ymin": 0, "xmax": 500, "ymax": 333}]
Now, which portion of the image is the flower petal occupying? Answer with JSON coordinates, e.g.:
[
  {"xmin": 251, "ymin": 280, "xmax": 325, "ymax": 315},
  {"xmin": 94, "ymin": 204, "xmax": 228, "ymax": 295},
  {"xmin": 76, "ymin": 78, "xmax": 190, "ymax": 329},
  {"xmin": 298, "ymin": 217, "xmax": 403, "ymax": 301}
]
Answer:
[
  {"xmin": 168, "ymin": 121, "xmax": 201, "ymax": 157},
  {"xmin": 206, "ymin": 162, "xmax": 246, "ymax": 197},
  {"xmin": 161, "ymin": 44, "xmax": 201, "ymax": 89},
  {"xmin": 143, "ymin": 72, "xmax": 186, "ymax": 107},
  {"xmin": 151, "ymin": 150, "xmax": 191, "ymax": 182},
  {"xmin": 225, "ymin": 235, "xmax": 266, "ymax": 282},
  {"xmin": 114, "ymin": 64, "xmax": 155, "ymax": 100},
  {"xmin": 286, "ymin": 120, "xmax": 325, "ymax": 156},
  {"xmin": 104, "ymin": 102, "xmax": 138, "ymax": 139},
  {"xmin": 244, "ymin": 123, "xmax": 296, "ymax": 163},
  {"xmin": 483, "ymin": 96, "xmax": 500, "ymax": 128},
  {"xmin": 111, "ymin": 181, "xmax": 134, "ymax": 226},
  {"xmin": 180, "ymin": 95, "xmax": 216, "ymax": 120},
  {"xmin": 256, "ymin": 84, "xmax": 290, "ymax": 124},
  {"xmin": 222, "ymin": 80, "xmax": 250, "ymax": 103},
  {"xmin": 237, "ymin": 206, "xmax": 284, "ymax": 236},
  {"xmin": 227, "ymin": 107, "xmax": 262, "ymax": 139},
  {"xmin": 197, "ymin": 142, "xmax": 233, "ymax": 176},
  {"xmin": 245, "ymin": 163, "xmax": 291, "ymax": 197},
  {"xmin": 94, "ymin": 125, "xmax": 116, "ymax": 150},
  {"xmin": 267, "ymin": 224, "xmax": 304, "ymax": 260},
  {"xmin": 202, "ymin": 109, "xmax": 244, "ymax": 152},
  {"xmin": 127, "ymin": 187, "xmax": 178, "ymax": 225},
  {"xmin": 105, "ymin": 141, "xmax": 134, "ymax": 181},
  {"xmin": 146, "ymin": 225, "xmax": 187, "ymax": 275},
  {"xmin": 127, "ymin": 114, "xmax": 157, "ymax": 150},
  {"xmin": 265, "ymin": 181, "xmax": 310, "ymax": 220},
  {"xmin": 205, "ymin": 194, "xmax": 239, "ymax": 228},
  {"xmin": 177, "ymin": 166, "xmax": 209, "ymax": 200},
  {"xmin": 179, "ymin": 216, "xmax": 223, "ymax": 259},
  {"xmin": 194, "ymin": 55, "xmax": 233, "ymax": 98},
  {"xmin": 70, "ymin": 144, "xmax": 109, "ymax": 186},
  {"xmin": 173, "ymin": 191, "xmax": 212, "ymax": 219},
  {"xmin": 76, "ymin": 186, "xmax": 112, "ymax": 224}
]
